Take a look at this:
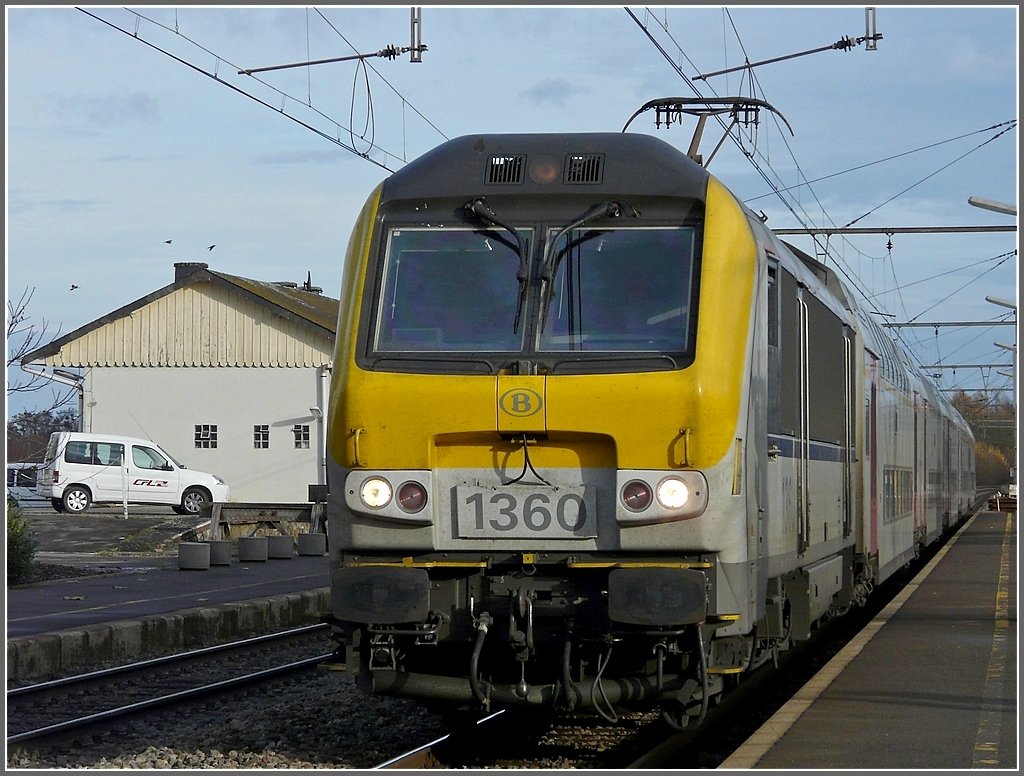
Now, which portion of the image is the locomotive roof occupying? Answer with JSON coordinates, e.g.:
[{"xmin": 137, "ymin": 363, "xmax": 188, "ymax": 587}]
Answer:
[{"xmin": 381, "ymin": 132, "xmax": 711, "ymax": 201}]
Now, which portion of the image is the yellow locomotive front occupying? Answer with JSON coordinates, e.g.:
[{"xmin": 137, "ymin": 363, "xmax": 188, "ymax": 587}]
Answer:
[{"xmin": 327, "ymin": 133, "xmax": 761, "ymax": 722}]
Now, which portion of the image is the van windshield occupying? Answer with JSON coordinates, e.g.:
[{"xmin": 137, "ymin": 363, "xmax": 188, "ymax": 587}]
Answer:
[
  {"xmin": 132, "ymin": 446, "xmax": 171, "ymax": 470},
  {"xmin": 160, "ymin": 448, "xmax": 186, "ymax": 468}
]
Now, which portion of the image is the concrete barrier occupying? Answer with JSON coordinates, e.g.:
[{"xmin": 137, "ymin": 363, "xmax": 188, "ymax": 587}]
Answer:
[
  {"xmin": 238, "ymin": 536, "xmax": 268, "ymax": 562},
  {"xmin": 297, "ymin": 532, "xmax": 327, "ymax": 556},
  {"xmin": 208, "ymin": 539, "xmax": 233, "ymax": 566},
  {"xmin": 267, "ymin": 535, "xmax": 294, "ymax": 559},
  {"xmin": 6, "ymin": 589, "xmax": 332, "ymax": 682},
  {"xmin": 178, "ymin": 542, "xmax": 211, "ymax": 570}
]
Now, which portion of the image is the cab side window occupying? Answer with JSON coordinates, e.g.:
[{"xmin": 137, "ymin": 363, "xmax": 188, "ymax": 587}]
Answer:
[{"xmin": 132, "ymin": 446, "xmax": 170, "ymax": 470}]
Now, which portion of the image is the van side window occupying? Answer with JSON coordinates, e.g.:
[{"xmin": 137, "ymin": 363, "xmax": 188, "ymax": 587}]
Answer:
[
  {"xmin": 66, "ymin": 441, "xmax": 123, "ymax": 466},
  {"xmin": 96, "ymin": 443, "xmax": 124, "ymax": 466},
  {"xmin": 65, "ymin": 441, "xmax": 93, "ymax": 464},
  {"xmin": 132, "ymin": 446, "xmax": 170, "ymax": 470}
]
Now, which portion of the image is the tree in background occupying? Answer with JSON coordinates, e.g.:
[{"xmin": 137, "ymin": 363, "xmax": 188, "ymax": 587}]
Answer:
[
  {"xmin": 951, "ymin": 390, "xmax": 1016, "ymax": 486},
  {"xmin": 974, "ymin": 440, "xmax": 1011, "ymax": 487},
  {"xmin": 7, "ymin": 286, "xmax": 79, "ymax": 461},
  {"xmin": 7, "ymin": 407, "xmax": 79, "ymax": 463},
  {"xmin": 7, "ymin": 286, "xmax": 75, "ymax": 410}
]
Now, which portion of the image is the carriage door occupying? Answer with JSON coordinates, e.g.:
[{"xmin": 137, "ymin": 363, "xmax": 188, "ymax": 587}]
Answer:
[
  {"xmin": 796, "ymin": 283, "xmax": 810, "ymax": 552},
  {"xmin": 766, "ymin": 257, "xmax": 783, "ymax": 547},
  {"xmin": 771, "ymin": 263, "xmax": 803, "ymax": 551},
  {"xmin": 912, "ymin": 392, "xmax": 922, "ymax": 541},
  {"xmin": 866, "ymin": 352, "xmax": 879, "ymax": 556}
]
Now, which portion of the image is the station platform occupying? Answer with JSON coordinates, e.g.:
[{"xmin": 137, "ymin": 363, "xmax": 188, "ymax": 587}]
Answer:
[
  {"xmin": 721, "ymin": 509, "xmax": 1017, "ymax": 770},
  {"xmin": 7, "ymin": 508, "xmax": 332, "ymax": 683}
]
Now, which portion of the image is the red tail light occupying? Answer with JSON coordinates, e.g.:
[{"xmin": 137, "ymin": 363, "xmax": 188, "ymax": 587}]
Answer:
[{"xmin": 397, "ymin": 481, "xmax": 428, "ymax": 513}]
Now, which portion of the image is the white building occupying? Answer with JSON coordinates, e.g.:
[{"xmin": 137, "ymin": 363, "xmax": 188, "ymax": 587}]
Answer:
[{"xmin": 20, "ymin": 262, "xmax": 337, "ymax": 504}]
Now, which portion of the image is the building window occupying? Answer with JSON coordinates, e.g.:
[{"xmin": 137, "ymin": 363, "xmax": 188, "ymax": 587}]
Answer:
[
  {"xmin": 293, "ymin": 424, "xmax": 310, "ymax": 449},
  {"xmin": 254, "ymin": 425, "xmax": 269, "ymax": 449},
  {"xmin": 195, "ymin": 424, "xmax": 218, "ymax": 449}
]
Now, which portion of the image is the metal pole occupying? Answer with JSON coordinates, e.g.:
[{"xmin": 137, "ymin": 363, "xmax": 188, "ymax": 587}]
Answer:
[
  {"xmin": 771, "ymin": 225, "xmax": 1015, "ymax": 235},
  {"xmin": 883, "ymin": 321, "xmax": 1016, "ymax": 328}
]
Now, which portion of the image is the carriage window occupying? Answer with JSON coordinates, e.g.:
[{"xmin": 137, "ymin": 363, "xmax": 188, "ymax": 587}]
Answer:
[
  {"xmin": 538, "ymin": 227, "xmax": 697, "ymax": 352},
  {"xmin": 375, "ymin": 227, "xmax": 531, "ymax": 352}
]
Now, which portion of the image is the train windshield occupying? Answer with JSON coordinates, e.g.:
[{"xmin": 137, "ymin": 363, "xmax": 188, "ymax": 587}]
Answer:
[
  {"xmin": 538, "ymin": 226, "xmax": 697, "ymax": 352},
  {"xmin": 374, "ymin": 227, "xmax": 531, "ymax": 352}
]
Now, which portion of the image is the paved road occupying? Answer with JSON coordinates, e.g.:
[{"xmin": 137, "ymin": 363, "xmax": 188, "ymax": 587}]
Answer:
[{"xmin": 14, "ymin": 502, "xmax": 206, "ymax": 556}]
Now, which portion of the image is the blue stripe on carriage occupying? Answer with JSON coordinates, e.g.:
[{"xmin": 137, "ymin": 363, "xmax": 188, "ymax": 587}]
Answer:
[{"xmin": 769, "ymin": 435, "xmax": 846, "ymax": 463}]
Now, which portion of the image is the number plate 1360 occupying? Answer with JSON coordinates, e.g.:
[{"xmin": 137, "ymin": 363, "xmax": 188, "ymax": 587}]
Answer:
[{"xmin": 455, "ymin": 485, "xmax": 597, "ymax": 539}]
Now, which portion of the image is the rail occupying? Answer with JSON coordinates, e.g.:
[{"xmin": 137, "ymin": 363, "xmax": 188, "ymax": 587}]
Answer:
[{"xmin": 7, "ymin": 624, "xmax": 333, "ymax": 746}]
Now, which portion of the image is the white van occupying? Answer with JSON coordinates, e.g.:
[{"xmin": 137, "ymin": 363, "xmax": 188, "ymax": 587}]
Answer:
[{"xmin": 36, "ymin": 432, "xmax": 230, "ymax": 515}]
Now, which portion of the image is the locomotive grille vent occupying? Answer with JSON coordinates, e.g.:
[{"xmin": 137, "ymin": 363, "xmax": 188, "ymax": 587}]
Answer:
[
  {"xmin": 486, "ymin": 155, "xmax": 525, "ymax": 185},
  {"xmin": 564, "ymin": 153, "xmax": 604, "ymax": 184}
]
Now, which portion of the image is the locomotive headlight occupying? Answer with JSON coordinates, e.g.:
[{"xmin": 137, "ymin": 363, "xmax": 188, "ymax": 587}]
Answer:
[
  {"xmin": 621, "ymin": 480, "xmax": 654, "ymax": 512},
  {"xmin": 656, "ymin": 477, "xmax": 690, "ymax": 509},
  {"xmin": 616, "ymin": 470, "xmax": 708, "ymax": 525},
  {"xmin": 360, "ymin": 477, "xmax": 393, "ymax": 509}
]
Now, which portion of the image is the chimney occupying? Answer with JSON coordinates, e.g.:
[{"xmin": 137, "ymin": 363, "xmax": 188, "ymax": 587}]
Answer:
[
  {"xmin": 174, "ymin": 262, "xmax": 209, "ymax": 283},
  {"xmin": 302, "ymin": 270, "xmax": 323, "ymax": 294}
]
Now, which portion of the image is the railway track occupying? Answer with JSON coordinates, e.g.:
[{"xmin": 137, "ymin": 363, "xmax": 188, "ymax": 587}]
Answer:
[{"xmin": 7, "ymin": 624, "xmax": 335, "ymax": 748}]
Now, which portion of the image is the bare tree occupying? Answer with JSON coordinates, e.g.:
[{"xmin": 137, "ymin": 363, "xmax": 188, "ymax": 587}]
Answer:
[{"xmin": 6, "ymin": 286, "xmax": 75, "ymax": 412}]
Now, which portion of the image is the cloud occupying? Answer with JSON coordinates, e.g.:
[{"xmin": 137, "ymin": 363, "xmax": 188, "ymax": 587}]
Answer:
[
  {"xmin": 7, "ymin": 192, "xmax": 100, "ymax": 217},
  {"xmin": 519, "ymin": 78, "xmax": 587, "ymax": 107},
  {"xmin": 51, "ymin": 92, "xmax": 161, "ymax": 126},
  {"xmin": 254, "ymin": 150, "xmax": 347, "ymax": 165}
]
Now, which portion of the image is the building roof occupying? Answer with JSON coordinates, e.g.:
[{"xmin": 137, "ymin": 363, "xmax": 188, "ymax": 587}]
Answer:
[{"xmin": 21, "ymin": 262, "xmax": 340, "ymax": 368}]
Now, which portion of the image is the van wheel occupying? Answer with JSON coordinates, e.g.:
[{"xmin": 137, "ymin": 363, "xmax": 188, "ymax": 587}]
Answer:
[
  {"xmin": 62, "ymin": 486, "xmax": 92, "ymax": 514},
  {"xmin": 181, "ymin": 487, "xmax": 211, "ymax": 515}
]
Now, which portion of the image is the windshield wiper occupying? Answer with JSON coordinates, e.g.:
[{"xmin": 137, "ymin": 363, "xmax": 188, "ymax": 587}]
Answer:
[
  {"xmin": 537, "ymin": 200, "xmax": 640, "ymax": 335},
  {"xmin": 464, "ymin": 197, "xmax": 530, "ymax": 333}
]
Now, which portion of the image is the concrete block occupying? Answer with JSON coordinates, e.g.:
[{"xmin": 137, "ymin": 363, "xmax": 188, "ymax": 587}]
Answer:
[
  {"xmin": 208, "ymin": 539, "xmax": 233, "ymax": 566},
  {"xmin": 178, "ymin": 542, "xmax": 211, "ymax": 570},
  {"xmin": 297, "ymin": 532, "xmax": 327, "ymax": 556},
  {"xmin": 238, "ymin": 536, "xmax": 268, "ymax": 562},
  {"xmin": 267, "ymin": 535, "xmax": 294, "ymax": 559}
]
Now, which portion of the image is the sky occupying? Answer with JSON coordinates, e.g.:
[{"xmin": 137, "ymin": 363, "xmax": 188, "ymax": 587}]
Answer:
[{"xmin": 5, "ymin": 4, "xmax": 1020, "ymax": 420}]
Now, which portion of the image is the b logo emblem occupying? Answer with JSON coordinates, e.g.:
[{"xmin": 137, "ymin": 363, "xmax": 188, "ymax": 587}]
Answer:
[{"xmin": 499, "ymin": 388, "xmax": 543, "ymax": 417}]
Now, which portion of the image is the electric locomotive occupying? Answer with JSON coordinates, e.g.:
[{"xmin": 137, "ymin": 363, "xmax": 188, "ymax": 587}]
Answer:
[{"xmin": 325, "ymin": 129, "xmax": 975, "ymax": 726}]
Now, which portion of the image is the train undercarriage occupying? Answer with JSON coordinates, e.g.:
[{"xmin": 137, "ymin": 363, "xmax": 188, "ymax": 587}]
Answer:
[{"xmin": 326, "ymin": 553, "xmax": 870, "ymax": 729}]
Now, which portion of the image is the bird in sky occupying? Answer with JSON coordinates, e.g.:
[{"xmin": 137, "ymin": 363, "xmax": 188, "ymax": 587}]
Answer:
[
  {"xmin": 70, "ymin": 284, "xmax": 79, "ymax": 291},
  {"xmin": 207, "ymin": 244, "xmax": 216, "ymax": 251},
  {"xmin": 164, "ymin": 239, "xmax": 172, "ymax": 244}
]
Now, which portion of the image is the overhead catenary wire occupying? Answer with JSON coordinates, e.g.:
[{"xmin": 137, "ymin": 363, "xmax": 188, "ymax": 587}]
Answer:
[
  {"xmin": 627, "ymin": 8, "xmax": 889, "ymax": 318},
  {"xmin": 76, "ymin": 7, "xmax": 395, "ymax": 170},
  {"xmin": 841, "ymin": 123, "xmax": 1018, "ymax": 229},
  {"xmin": 864, "ymin": 250, "xmax": 1017, "ymax": 300},
  {"xmin": 744, "ymin": 120, "xmax": 1018, "ymax": 204},
  {"xmin": 77, "ymin": 7, "xmax": 447, "ymax": 172},
  {"xmin": 313, "ymin": 9, "xmax": 448, "ymax": 144},
  {"xmin": 627, "ymin": 7, "xmax": 1015, "ymax": 395},
  {"xmin": 905, "ymin": 255, "xmax": 1014, "ymax": 324}
]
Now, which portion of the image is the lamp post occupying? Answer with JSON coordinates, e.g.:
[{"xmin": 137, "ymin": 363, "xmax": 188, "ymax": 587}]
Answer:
[{"xmin": 968, "ymin": 196, "xmax": 1017, "ymax": 217}]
